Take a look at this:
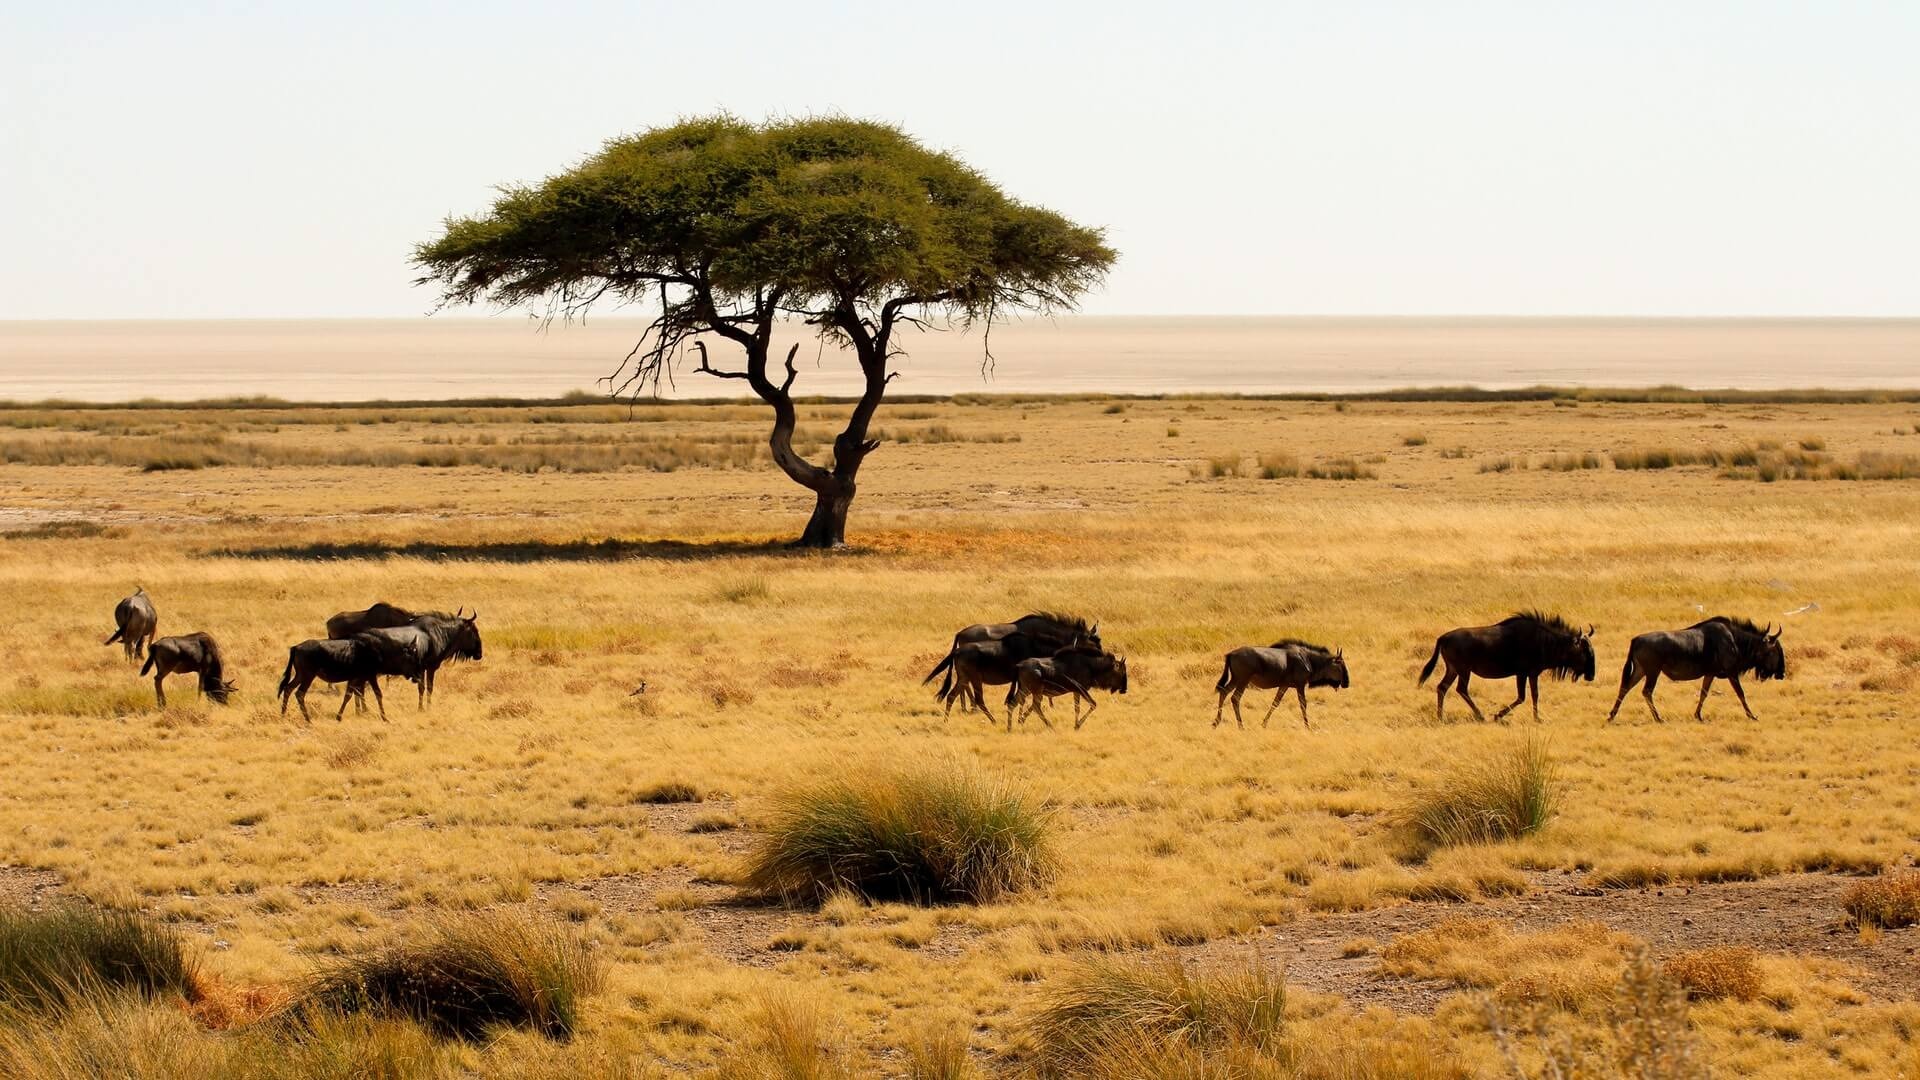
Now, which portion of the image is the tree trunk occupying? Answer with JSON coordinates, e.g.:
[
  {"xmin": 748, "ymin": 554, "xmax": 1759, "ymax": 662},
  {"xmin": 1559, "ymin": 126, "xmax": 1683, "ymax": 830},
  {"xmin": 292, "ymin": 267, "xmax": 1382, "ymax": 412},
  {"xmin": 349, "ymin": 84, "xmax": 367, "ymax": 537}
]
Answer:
[{"xmin": 795, "ymin": 479, "xmax": 855, "ymax": 549}]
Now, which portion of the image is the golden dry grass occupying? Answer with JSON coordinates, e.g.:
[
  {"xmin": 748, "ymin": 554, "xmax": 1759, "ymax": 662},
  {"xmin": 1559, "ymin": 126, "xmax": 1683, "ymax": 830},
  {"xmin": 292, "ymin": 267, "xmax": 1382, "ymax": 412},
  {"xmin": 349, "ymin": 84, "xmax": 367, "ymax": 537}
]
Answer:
[{"xmin": 2, "ymin": 395, "xmax": 1919, "ymax": 1074}]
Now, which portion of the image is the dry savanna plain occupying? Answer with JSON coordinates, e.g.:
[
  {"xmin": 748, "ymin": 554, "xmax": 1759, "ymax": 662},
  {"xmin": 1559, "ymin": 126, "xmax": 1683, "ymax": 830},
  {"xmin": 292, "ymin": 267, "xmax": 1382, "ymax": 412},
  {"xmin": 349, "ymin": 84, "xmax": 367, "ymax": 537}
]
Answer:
[{"xmin": 3, "ymin": 392, "xmax": 1920, "ymax": 1077}]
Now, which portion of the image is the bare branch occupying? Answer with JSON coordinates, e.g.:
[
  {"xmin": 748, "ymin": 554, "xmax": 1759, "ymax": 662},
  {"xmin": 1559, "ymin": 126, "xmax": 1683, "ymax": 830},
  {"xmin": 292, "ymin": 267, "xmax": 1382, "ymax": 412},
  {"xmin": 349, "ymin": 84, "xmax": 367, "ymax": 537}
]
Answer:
[
  {"xmin": 691, "ymin": 341, "xmax": 751, "ymax": 381},
  {"xmin": 778, "ymin": 343, "xmax": 801, "ymax": 394}
]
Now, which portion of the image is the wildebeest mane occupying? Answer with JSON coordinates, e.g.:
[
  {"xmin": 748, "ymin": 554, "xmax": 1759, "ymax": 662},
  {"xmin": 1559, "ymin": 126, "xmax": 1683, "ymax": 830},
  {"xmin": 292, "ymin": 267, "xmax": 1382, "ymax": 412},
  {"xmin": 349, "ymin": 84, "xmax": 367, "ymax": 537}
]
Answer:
[
  {"xmin": 1268, "ymin": 638, "xmax": 1333, "ymax": 656},
  {"xmin": 1503, "ymin": 610, "xmax": 1579, "ymax": 637},
  {"xmin": 1691, "ymin": 615, "xmax": 1767, "ymax": 637},
  {"xmin": 1501, "ymin": 611, "xmax": 1587, "ymax": 680},
  {"xmin": 1025, "ymin": 611, "xmax": 1094, "ymax": 634}
]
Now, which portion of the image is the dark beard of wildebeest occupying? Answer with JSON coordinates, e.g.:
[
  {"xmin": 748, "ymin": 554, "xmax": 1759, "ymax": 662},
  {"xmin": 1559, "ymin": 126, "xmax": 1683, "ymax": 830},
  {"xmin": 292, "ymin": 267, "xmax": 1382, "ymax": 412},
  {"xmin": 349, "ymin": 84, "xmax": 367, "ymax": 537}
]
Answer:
[
  {"xmin": 103, "ymin": 587, "xmax": 158, "ymax": 664},
  {"xmin": 923, "ymin": 612, "xmax": 1099, "ymax": 705},
  {"xmin": 1005, "ymin": 644, "xmax": 1129, "ymax": 732},
  {"xmin": 326, "ymin": 601, "xmax": 418, "ymax": 641},
  {"xmin": 278, "ymin": 637, "xmax": 388, "ymax": 723},
  {"xmin": 1606, "ymin": 616, "xmax": 1786, "ymax": 724},
  {"xmin": 1418, "ymin": 611, "xmax": 1596, "ymax": 723},
  {"xmin": 351, "ymin": 610, "xmax": 483, "ymax": 710},
  {"xmin": 1214, "ymin": 640, "xmax": 1350, "ymax": 730},
  {"xmin": 139, "ymin": 632, "xmax": 235, "ymax": 708}
]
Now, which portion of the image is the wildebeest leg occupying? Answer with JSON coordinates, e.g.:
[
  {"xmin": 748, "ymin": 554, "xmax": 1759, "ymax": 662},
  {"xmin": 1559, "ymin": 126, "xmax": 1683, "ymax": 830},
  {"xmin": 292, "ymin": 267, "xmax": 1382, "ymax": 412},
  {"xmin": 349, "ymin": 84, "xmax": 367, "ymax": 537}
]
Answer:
[
  {"xmin": 369, "ymin": 678, "xmax": 388, "ymax": 722},
  {"xmin": 1693, "ymin": 675, "xmax": 1714, "ymax": 722},
  {"xmin": 335, "ymin": 683, "xmax": 354, "ymax": 722},
  {"xmin": 1493, "ymin": 676, "xmax": 1526, "ymax": 723},
  {"xmin": 1641, "ymin": 670, "xmax": 1665, "ymax": 724},
  {"xmin": 1434, "ymin": 669, "xmax": 1455, "ymax": 724},
  {"xmin": 1231, "ymin": 685, "xmax": 1248, "ymax": 729},
  {"xmin": 152, "ymin": 671, "xmax": 167, "ymax": 709},
  {"xmin": 1529, "ymin": 675, "xmax": 1542, "ymax": 723},
  {"xmin": 295, "ymin": 681, "xmax": 314, "ymax": 724},
  {"xmin": 1728, "ymin": 674, "xmax": 1758, "ymax": 721},
  {"xmin": 1295, "ymin": 686, "xmax": 1311, "ymax": 730},
  {"xmin": 1073, "ymin": 690, "xmax": 1096, "ymax": 730},
  {"xmin": 1606, "ymin": 661, "xmax": 1643, "ymax": 723},
  {"xmin": 1260, "ymin": 688, "xmax": 1285, "ymax": 728},
  {"xmin": 1455, "ymin": 672, "xmax": 1487, "ymax": 723},
  {"xmin": 1213, "ymin": 683, "xmax": 1231, "ymax": 728}
]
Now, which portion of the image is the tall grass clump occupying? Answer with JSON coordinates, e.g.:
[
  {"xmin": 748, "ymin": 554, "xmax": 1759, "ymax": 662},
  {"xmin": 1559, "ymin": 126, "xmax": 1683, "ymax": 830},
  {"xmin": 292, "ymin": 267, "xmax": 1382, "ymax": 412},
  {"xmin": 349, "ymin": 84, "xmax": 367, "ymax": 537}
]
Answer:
[
  {"xmin": 1400, "ymin": 735, "xmax": 1558, "ymax": 847},
  {"xmin": 714, "ymin": 993, "xmax": 851, "ymax": 1080},
  {"xmin": 1255, "ymin": 452, "xmax": 1299, "ymax": 479},
  {"xmin": 1540, "ymin": 452, "xmax": 1603, "ymax": 471},
  {"xmin": 1305, "ymin": 457, "xmax": 1376, "ymax": 480},
  {"xmin": 1842, "ymin": 870, "xmax": 1920, "ymax": 928},
  {"xmin": 0, "ymin": 906, "xmax": 198, "ymax": 1012},
  {"xmin": 300, "ymin": 911, "xmax": 602, "ymax": 1041},
  {"xmin": 742, "ymin": 764, "xmax": 1058, "ymax": 905},
  {"xmin": 1019, "ymin": 952, "xmax": 1285, "ymax": 1078},
  {"xmin": 1490, "ymin": 951, "xmax": 1707, "ymax": 1080},
  {"xmin": 1402, "ymin": 433, "xmax": 1428, "ymax": 446}
]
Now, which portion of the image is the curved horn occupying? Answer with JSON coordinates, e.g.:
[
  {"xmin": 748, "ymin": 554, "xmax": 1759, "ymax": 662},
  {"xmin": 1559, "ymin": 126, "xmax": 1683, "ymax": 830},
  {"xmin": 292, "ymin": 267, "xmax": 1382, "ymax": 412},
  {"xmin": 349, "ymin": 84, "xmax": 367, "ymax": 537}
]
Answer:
[{"xmin": 469, "ymin": 610, "xmax": 479, "ymax": 622}]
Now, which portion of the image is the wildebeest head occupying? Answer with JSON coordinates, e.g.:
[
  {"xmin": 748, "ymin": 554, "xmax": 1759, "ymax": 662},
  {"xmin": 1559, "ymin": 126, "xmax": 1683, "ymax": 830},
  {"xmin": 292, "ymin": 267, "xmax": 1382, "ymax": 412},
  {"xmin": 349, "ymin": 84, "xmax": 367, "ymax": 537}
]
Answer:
[
  {"xmin": 1315, "ymin": 648, "xmax": 1351, "ymax": 690},
  {"xmin": 1753, "ymin": 624, "xmax": 1786, "ymax": 680},
  {"xmin": 1105, "ymin": 655, "xmax": 1127, "ymax": 694},
  {"xmin": 450, "ymin": 609, "xmax": 483, "ymax": 661},
  {"xmin": 1566, "ymin": 626, "xmax": 1597, "ymax": 682},
  {"xmin": 203, "ymin": 678, "xmax": 237, "ymax": 705}
]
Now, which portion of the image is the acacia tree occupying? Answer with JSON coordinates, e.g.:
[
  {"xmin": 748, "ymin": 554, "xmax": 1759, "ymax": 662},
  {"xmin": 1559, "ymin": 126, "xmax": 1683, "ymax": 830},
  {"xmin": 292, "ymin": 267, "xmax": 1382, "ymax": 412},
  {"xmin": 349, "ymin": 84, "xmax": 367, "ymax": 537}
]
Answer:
[{"xmin": 415, "ymin": 116, "xmax": 1114, "ymax": 547}]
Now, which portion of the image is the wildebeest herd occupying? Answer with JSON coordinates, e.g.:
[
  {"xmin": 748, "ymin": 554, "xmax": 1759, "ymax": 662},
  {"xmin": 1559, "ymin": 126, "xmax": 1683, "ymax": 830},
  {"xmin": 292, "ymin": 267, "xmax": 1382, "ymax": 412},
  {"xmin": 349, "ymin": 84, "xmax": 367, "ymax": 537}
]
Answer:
[
  {"xmin": 104, "ymin": 590, "xmax": 482, "ymax": 722},
  {"xmin": 103, "ymin": 592, "xmax": 1787, "ymax": 728}
]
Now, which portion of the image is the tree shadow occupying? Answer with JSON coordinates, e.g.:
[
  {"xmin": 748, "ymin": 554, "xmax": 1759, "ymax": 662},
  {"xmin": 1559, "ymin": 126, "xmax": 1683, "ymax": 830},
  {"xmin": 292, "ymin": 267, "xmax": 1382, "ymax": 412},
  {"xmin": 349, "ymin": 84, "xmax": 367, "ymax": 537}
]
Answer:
[{"xmin": 207, "ymin": 537, "xmax": 855, "ymax": 563}]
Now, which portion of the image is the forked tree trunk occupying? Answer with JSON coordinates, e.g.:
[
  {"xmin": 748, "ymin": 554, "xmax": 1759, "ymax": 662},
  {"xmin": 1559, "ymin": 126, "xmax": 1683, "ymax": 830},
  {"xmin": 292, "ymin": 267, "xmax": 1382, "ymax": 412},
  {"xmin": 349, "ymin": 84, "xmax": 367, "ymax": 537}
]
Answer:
[{"xmin": 796, "ymin": 479, "xmax": 856, "ymax": 549}]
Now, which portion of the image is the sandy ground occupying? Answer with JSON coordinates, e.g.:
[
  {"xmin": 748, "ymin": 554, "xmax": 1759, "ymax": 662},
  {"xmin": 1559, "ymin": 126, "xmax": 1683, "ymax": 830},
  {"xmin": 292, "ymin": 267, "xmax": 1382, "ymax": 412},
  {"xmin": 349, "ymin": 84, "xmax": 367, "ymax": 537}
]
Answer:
[{"xmin": 4, "ymin": 316, "xmax": 1919, "ymax": 402}]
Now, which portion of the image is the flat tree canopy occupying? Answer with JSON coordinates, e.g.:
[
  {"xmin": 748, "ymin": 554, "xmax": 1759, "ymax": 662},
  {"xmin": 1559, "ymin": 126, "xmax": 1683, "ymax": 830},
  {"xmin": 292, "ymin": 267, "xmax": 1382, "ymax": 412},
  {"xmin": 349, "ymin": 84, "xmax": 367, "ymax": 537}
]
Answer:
[{"xmin": 415, "ymin": 115, "xmax": 1114, "ymax": 547}]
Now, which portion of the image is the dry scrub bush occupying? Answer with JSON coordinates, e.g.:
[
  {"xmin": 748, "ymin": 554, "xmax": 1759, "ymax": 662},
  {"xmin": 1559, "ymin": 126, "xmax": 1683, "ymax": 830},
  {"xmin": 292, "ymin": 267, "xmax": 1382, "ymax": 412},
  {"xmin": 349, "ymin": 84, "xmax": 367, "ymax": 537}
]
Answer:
[
  {"xmin": 1400, "ymin": 735, "xmax": 1558, "ymax": 847},
  {"xmin": 1490, "ymin": 951, "xmax": 1708, "ymax": 1080},
  {"xmin": 904, "ymin": 1014, "xmax": 977, "ymax": 1080},
  {"xmin": 301, "ymin": 910, "xmax": 602, "ymax": 1041},
  {"xmin": 742, "ymin": 764, "xmax": 1058, "ymax": 905},
  {"xmin": 714, "ymin": 993, "xmax": 852, "ymax": 1080},
  {"xmin": 1018, "ymin": 952, "xmax": 1285, "ymax": 1078},
  {"xmin": 1841, "ymin": 871, "xmax": 1920, "ymax": 928},
  {"xmin": 0, "ymin": 906, "xmax": 199, "ymax": 1012},
  {"xmin": 630, "ymin": 780, "xmax": 702, "ymax": 805},
  {"xmin": 1305, "ymin": 457, "xmax": 1376, "ymax": 480},
  {"xmin": 1663, "ymin": 946, "xmax": 1761, "ymax": 1001},
  {"xmin": 1379, "ymin": 919, "xmax": 1635, "ymax": 1013},
  {"xmin": 1257, "ymin": 452, "xmax": 1301, "ymax": 479}
]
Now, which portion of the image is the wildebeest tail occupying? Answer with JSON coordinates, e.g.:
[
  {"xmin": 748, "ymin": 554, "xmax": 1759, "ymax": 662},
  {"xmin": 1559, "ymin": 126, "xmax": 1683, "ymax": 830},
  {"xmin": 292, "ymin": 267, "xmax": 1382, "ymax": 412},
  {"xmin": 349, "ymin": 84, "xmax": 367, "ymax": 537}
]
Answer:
[
  {"xmin": 139, "ymin": 652, "xmax": 156, "ymax": 677},
  {"xmin": 1617, "ymin": 654, "xmax": 1637, "ymax": 688},
  {"xmin": 1215, "ymin": 655, "xmax": 1233, "ymax": 694},
  {"xmin": 1417, "ymin": 643, "xmax": 1440, "ymax": 685},
  {"xmin": 922, "ymin": 651, "xmax": 954, "ymax": 686},
  {"xmin": 103, "ymin": 625, "xmax": 125, "ymax": 646},
  {"xmin": 277, "ymin": 648, "xmax": 297, "ymax": 699}
]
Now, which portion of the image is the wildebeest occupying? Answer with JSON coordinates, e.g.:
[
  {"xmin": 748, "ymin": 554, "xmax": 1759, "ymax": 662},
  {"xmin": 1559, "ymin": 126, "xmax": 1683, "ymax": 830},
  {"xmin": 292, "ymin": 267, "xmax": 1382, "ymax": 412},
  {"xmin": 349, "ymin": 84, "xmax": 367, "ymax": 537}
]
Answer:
[
  {"xmin": 1213, "ymin": 640, "xmax": 1350, "ymax": 729},
  {"xmin": 139, "ymin": 632, "xmax": 235, "ymax": 708},
  {"xmin": 326, "ymin": 601, "xmax": 417, "ymax": 641},
  {"xmin": 278, "ymin": 636, "xmax": 388, "ymax": 722},
  {"xmin": 1418, "ymin": 612, "xmax": 1596, "ymax": 723},
  {"xmin": 354, "ymin": 610, "xmax": 483, "ymax": 709},
  {"xmin": 1605, "ymin": 616, "xmax": 1786, "ymax": 723},
  {"xmin": 103, "ymin": 587, "xmax": 158, "ymax": 663},
  {"xmin": 939, "ymin": 639, "xmax": 1022, "ymax": 722},
  {"xmin": 1005, "ymin": 645, "xmax": 1129, "ymax": 731},
  {"xmin": 923, "ymin": 612, "xmax": 1099, "ymax": 703}
]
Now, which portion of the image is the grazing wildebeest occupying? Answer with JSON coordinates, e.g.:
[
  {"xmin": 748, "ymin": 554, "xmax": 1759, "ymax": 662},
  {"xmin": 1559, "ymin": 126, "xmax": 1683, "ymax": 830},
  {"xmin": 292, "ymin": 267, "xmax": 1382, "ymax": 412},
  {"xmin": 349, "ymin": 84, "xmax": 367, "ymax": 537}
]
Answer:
[
  {"xmin": 1213, "ymin": 640, "xmax": 1350, "ymax": 730},
  {"xmin": 923, "ymin": 612, "xmax": 1099, "ymax": 702},
  {"xmin": 103, "ymin": 587, "xmax": 158, "ymax": 663},
  {"xmin": 1418, "ymin": 612, "xmax": 1596, "ymax": 723},
  {"xmin": 355, "ymin": 610, "xmax": 482, "ymax": 709},
  {"xmin": 1005, "ymin": 645, "xmax": 1128, "ymax": 731},
  {"xmin": 139, "ymin": 633, "xmax": 235, "ymax": 708},
  {"xmin": 1605, "ymin": 616, "xmax": 1786, "ymax": 724},
  {"xmin": 326, "ymin": 601, "xmax": 418, "ymax": 641},
  {"xmin": 278, "ymin": 636, "xmax": 388, "ymax": 722}
]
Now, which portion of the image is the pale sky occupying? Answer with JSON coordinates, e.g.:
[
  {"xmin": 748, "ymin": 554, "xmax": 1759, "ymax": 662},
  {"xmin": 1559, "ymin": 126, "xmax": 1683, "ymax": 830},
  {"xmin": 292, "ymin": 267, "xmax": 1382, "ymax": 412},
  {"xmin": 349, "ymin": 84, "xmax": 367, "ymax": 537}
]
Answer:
[{"xmin": 4, "ymin": 1, "xmax": 1916, "ymax": 319}]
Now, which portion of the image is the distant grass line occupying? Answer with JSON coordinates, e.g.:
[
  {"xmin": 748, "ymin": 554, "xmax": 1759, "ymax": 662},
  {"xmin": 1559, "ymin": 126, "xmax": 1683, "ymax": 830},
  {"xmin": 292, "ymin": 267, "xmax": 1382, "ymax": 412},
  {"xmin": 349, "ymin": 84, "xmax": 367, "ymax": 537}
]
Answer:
[
  {"xmin": 0, "ymin": 432, "xmax": 802, "ymax": 473},
  {"xmin": 7, "ymin": 384, "xmax": 1920, "ymax": 413}
]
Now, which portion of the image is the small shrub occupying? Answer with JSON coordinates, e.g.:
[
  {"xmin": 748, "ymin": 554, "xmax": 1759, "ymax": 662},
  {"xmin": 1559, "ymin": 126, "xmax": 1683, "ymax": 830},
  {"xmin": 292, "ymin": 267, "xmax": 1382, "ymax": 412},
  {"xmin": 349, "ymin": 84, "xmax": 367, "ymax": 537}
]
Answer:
[
  {"xmin": 1102, "ymin": 403, "xmax": 1128, "ymax": 415},
  {"xmin": 631, "ymin": 781, "xmax": 702, "ymax": 805},
  {"xmin": 1165, "ymin": 426, "xmax": 1180, "ymax": 437},
  {"xmin": 904, "ymin": 1014, "xmax": 976, "ymax": 1080},
  {"xmin": 1255, "ymin": 452, "xmax": 1299, "ymax": 479},
  {"xmin": 1438, "ymin": 446, "xmax": 1471, "ymax": 459},
  {"xmin": 1842, "ymin": 871, "xmax": 1920, "ymax": 928},
  {"xmin": 742, "ymin": 764, "xmax": 1057, "ymax": 905},
  {"xmin": 1305, "ymin": 457, "xmax": 1375, "ymax": 480},
  {"xmin": 1540, "ymin": 452, "xmax": 1603, "ymax": 471},
  {"xmin": 301, "ymin": 910, "xmax": 602, "ymax": 1041},
  {"xmin": 1402, "ymin": 433, "xmax": 1428, "ymax": 446},
  {"xmin": 1664, "ymin": 946, "xmax": 1761, "ymax": 1001},
  {"xmin": 716, "ymin": 993, "xmax": 851, "ymax": 1080},
  {"xmin": 1206, "ymin": 455, "xmax": 1243, "ymax": 479},
  {"xmin": 713, "ymin": 577, "xmax": 772, "ymax": 604},
  {"xmin": 1798, "ymin": 435, "xmax": 1826, "ymax": 452},
  {"xmin": 0, "ymin": 906, "xmax": 199, "ymax": 1012},
  {"xmin": 1400, "ymin": 735, "xmax": 1558, "ymax": 847},
  {"xmin": 1490, "ymin": 950, "xmax": 1707, "ymax": 1080},
  {"xmin": 1020, "ymin": 952, "xmax": 1285, "ymax": 1077},
  {"xmin": 1478, "ymin": 457, "xmax": 1517, "ymax": 474}
]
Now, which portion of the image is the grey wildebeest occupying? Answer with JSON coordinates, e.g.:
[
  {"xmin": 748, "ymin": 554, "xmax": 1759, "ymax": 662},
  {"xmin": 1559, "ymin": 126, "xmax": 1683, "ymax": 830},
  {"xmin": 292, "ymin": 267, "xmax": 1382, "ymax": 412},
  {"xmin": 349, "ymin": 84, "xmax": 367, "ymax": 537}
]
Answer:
[
  {"xmin": 278, "ymin": 636, "xmax": 388, "ymax": 722},
  {"xmin": 139, "ymin": 633, "xmax": 235, "ymax": 708},
  {"xmin": 103, "ymin": 587, "xmax": 158, "ymax": 663},
  {"xmin": 326, "ymin": 601, "xmax": 418, "ymax": 641},
  {"xmin": 1605, "ymin": 616, "xmax": 1786, "ymax": 724},
  {"xmin": 1005, "ymin": 644, "xmax": 1129, "ymax": 731},
  {"xmin": 355, "ymin": 610, "xmax": 482, "ymax": 709},
  {"xmin": 1418, "ymin": 611, "xmax": 1596, "ymax": 723},
  {"xmin": 1213, "ymin": 640, "xmax": 1350, "ymax": 729},
  {"xmin": 923, "ymin": 612, "xmax": 1099, "ymax": 706}
]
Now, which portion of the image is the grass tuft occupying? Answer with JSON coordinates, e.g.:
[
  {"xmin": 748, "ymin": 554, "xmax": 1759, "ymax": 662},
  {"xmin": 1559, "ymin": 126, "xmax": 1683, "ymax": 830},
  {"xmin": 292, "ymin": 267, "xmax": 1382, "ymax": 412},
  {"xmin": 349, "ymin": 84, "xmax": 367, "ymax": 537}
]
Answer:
[
  {"xmin": 1400, "ymin": 735, "xmax": 1558, "ymax": 847},
  {"xmin": 1663, "ymin": 946, "xmax": 1761, "ymax": 1001},
  {"xmin": 741, "ymin": 764, "xmax": 1058, "ymax": 905},
  {"xmin": 1305, "ymin": 457, "xmax": 1376, "ymax": 480},
  {"xmin": 300, "ymin": 910, "xmax": 602, "ymax": 1041},
  {"xmin": 0, "ymin": 906, "xmax": 199, "ymax": 1012},
  {"xmin": 630, "ymin": 781, "xmax": 702, "ymax": 805},
  {"xmin": 1255, "ymin": 452, "xmax": 1299, "ymax": 479},
  {"xmin": 1842, "ymin": 871, "xmax": 1920, "ymax": 928},
  {"xmin": 1019, "ymin": 952, "xmax": 1285, "ymax": 1077}
]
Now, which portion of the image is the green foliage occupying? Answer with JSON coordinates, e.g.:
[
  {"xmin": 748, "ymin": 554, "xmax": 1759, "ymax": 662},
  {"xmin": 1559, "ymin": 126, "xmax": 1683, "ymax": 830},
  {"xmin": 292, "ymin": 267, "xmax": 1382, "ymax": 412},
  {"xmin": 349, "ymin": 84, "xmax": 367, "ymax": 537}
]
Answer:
[
  {"xmin": 0, "ymin": 906, "xmax": 198, "ymax": 1012},
  {"xmin": 742, "ymin": 764, "xmax": 1058, "ymax": 905}
]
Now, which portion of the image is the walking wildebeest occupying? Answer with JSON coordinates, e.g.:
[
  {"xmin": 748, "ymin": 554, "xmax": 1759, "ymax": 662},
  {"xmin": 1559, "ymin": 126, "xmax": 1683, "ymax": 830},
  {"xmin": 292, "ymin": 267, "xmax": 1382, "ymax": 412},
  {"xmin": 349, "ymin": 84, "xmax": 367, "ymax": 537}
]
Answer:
[
  {"xmin": 278, "ymin": 636, "xmax": 388, "ymax": 722},
  {"xmin": 1605, "ymin": 616, "xmax": 1786, "ymax": 724},
  {"xmin": 923, "ymin": 612, "xmax": 1099, "ymax": 703},
  {"xmin": 1005, "ymin": 644, "xmax": 1129, "ymax": 731},
  {"xmin": 939, "ymin": 639, "xmax": 1022, "ymax": 723},
  {"xmin": 354, "ymin": 610, "xmax": 482, "ymax": 709},
  {"xmin": 1418, "ymin": 612, "xmax": 1596, "ymax": 723},
  {"xmin": 326, "ymin": 601, "xmax": 418, "ymax": 641},
  {"xmin": 103, "ymin": 587, "xmax": 158, "ymax": 663},
  {"xmin": 1213, "ymin": 640, "xmax": 1350, "ymax": 729},
  {"xmin": 139, "ymin": 633, "xmax": 236, "ymax": 708}
]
